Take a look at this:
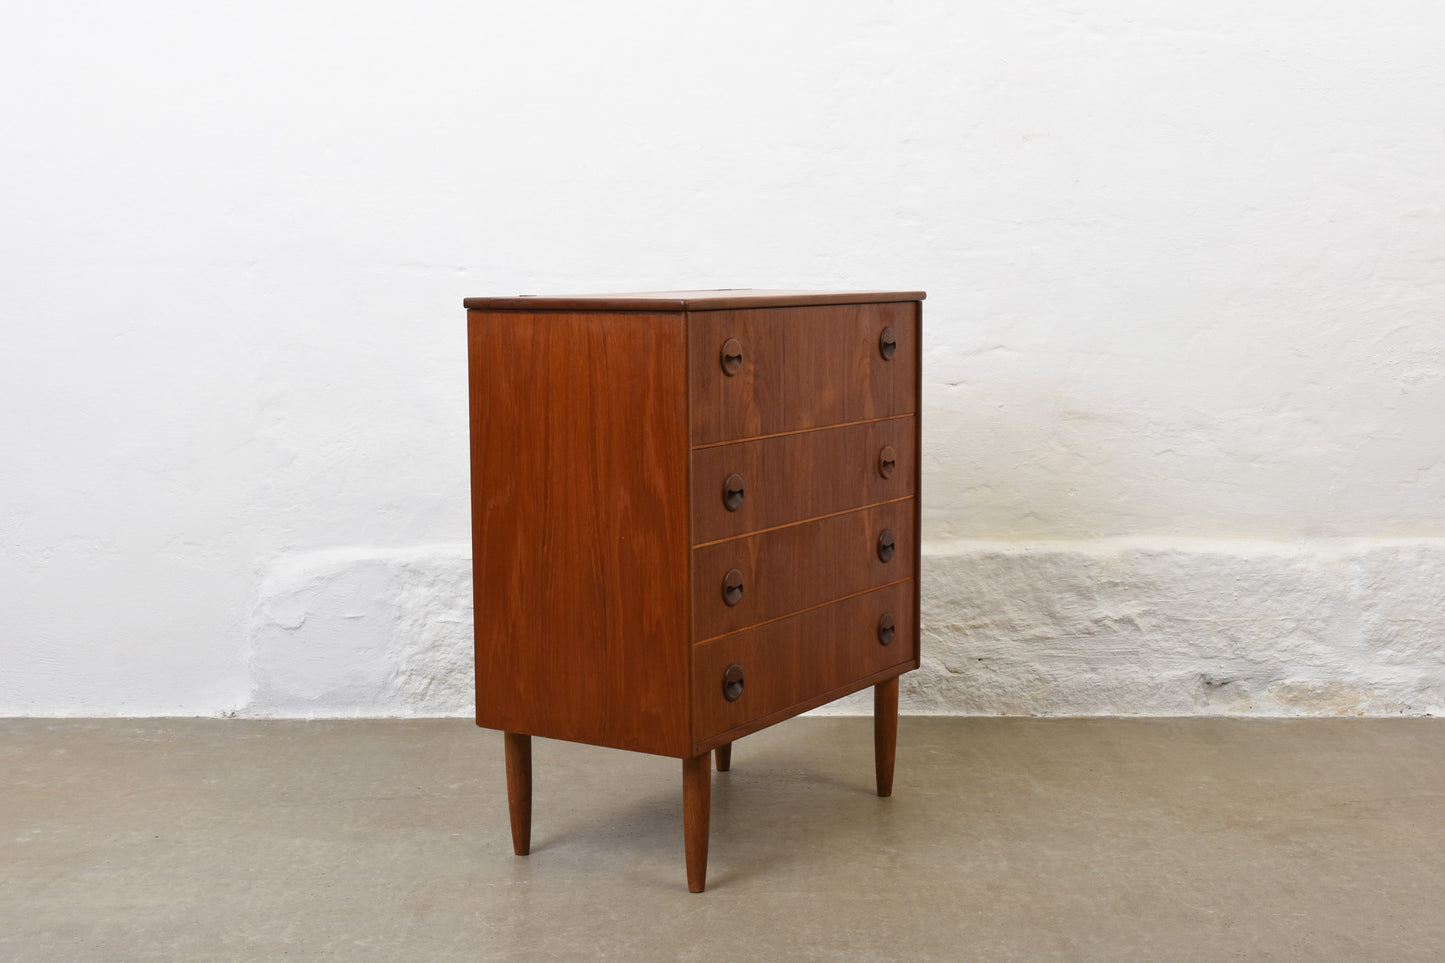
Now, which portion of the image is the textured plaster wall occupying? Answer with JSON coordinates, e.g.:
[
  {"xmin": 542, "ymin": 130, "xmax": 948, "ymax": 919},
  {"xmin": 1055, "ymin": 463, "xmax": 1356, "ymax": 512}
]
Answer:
[{"xmin": 3, "ymin": 2, "xmax": 1443, "ymax": 716}]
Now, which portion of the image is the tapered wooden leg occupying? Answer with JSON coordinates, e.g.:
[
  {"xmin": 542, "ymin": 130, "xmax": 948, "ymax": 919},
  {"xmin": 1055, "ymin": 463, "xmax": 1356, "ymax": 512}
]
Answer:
[
  {"xmin": 682, "ymin": 753, "xmax": 712, "ymax": 893},
  {"xmin": 714, "ymin": 742, "xmax": 732, "ymax": 772},
  {"xmin": 874, "ymin": 676, "xmax": 899, "ymax": 797},
  {"xmin": 503, "ymin": 732, "xmax": 532, "ymax": 855}
]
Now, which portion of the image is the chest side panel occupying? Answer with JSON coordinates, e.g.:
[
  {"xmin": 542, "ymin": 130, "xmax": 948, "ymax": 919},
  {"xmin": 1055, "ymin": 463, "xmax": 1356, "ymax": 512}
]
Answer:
[{"xmin": 469, "ymin": 310, "xmax": 690, "ymax": 757}]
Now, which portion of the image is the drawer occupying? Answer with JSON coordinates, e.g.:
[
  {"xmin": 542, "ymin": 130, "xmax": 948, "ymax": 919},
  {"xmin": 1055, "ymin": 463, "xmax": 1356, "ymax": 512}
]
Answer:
[
  {"xmin": 691, "ymin": 500, "xmax": 915, "ymax": 641},
  {"xmin": 690, "ymin": 418, "xmax": 916, "ymax": 544},
  {"xmin": 689, "ymin": 302, "xmax": 918, "ymax": 446},
  {"xmin": 692, "ymin": 581, "xmax": 914, "ymax": 742}
]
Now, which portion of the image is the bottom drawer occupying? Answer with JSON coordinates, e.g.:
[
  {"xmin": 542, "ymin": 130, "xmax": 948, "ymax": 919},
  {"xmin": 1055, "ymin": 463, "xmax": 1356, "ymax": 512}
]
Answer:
[{"xmin": 692, "ymin": 581, "xmax": 914, "ymax": 745}]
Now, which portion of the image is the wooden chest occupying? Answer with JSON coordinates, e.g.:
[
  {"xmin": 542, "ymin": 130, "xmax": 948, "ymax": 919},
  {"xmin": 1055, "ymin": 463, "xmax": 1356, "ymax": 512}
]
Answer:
[{"xmin": 465, "ymin": 288, "xmax": 924, "ymax": 891}]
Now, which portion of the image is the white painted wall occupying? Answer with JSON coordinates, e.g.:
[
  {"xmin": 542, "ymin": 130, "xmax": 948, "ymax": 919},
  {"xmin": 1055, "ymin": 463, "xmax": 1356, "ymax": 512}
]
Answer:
[{"xmin": 3, "ymin": 1, "xmax": 1442, "ymax": 716}]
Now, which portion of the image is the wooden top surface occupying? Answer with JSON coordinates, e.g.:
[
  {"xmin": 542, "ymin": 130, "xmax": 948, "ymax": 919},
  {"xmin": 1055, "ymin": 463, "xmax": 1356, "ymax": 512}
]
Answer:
[{"xmin": 463, "ymin": 289, "xmax": 926, "ymax": 312}]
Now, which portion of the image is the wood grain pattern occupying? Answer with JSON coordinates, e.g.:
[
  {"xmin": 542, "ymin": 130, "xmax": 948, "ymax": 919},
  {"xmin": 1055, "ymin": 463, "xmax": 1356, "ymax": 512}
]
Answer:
[
  {"xmin": 688, "ymin": 302, "xmax": 919, "ymax": 446},
  {"xmin": 691, "ymin": 500, "xmax": 915, "ymax": 641},
  {"xmin": 464, "ymin": 290, "xmax": 926, "ymax": 312},
  {"xmin": 468, "ymin": 309, "xmax": 691, "ymax": 757},
  {"xmin": 690, "ymin": 418, "xmax": 917, "ymax": 544},
  {"xmin": 691, "ymin": 581, "xmax": 915, "ymax": 743}
]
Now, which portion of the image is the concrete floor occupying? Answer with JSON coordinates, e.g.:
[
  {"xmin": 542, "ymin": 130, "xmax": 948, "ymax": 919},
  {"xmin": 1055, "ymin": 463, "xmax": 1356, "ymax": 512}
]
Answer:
[{"xmin": 2, "ymin": 718, "xmax": 1442, "ymax": 961}]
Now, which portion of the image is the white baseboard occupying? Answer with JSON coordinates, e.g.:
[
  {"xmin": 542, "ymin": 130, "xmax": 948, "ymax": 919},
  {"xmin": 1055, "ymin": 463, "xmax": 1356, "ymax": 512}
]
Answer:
[{"xmin": 244, "ymin": 539, "xmax": 1445, "ymax": 718}]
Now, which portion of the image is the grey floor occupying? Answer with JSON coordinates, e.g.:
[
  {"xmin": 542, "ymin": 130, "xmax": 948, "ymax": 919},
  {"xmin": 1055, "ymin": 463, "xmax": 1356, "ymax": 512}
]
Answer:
[{"xmin": 2, "ymin": 717, "xmax": 1442, "ymax": 961}]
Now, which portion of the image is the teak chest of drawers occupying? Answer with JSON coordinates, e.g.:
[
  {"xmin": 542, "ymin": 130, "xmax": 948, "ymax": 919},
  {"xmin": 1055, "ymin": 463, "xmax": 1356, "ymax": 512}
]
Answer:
[{"xmin": 465, "ymin": 288, "xmax": 924, "ymax": 892}]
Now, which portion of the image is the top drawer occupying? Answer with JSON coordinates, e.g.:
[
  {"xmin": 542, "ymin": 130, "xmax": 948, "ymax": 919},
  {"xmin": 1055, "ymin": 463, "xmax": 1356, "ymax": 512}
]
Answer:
[{"xmin": 688, "ymin": 302, "xmax": 918, "ymax": 446}]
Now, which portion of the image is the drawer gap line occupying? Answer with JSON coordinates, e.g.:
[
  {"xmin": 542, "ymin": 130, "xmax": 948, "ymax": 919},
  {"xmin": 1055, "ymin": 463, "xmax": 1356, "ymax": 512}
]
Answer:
[
  {"xmin": 690, "ymin": 414, "xmax": 917, "ymax": 451},
  {"xmin": 692, "ymin": 496, "xmax": 915, "ymax": 549}
]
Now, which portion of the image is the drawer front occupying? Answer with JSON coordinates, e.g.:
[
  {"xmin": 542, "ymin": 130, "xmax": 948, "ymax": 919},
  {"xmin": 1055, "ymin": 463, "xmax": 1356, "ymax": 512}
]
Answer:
[
  {"xmin": 691, "ymin": 500, "xmax": 915, "ymax": 641},
  {"xmin": 689, "ymin": 302, "xmax": 918, "ymax": 446},
  {"xmin": 690, "ymin": 418, "xmax": 917, "ymax": 544},
  {"xmin": 692, "ymin": 581, "xmax": 914, "ymax": 742}
]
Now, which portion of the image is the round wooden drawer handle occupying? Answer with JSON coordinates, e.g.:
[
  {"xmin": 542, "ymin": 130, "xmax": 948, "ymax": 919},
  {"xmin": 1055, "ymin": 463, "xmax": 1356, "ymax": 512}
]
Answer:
[
  {"xmin": 878, "ymin": 613, "xmax": 896, "ymax": 645},
  {"xmin": 723, "ymin": 473, "xmax": 745, "ymax": 511},
  {"xmin": 878, "ymin": 446, "xmax": 897, "ymax": 479},
  {"xmin": 877, "ymin": 530, "xmax": 896, "ymax": 563},
  {"xmin": 879, "ymin": 326, "xmax": 897, "ymax": 360},
  {"xmin": 722, "ymin": 568, "xmax": 744, "ymax": 606},
  {"xmin": 720, "ymin": 338, "xmax": 743, "ymax": 376},
  {"xmin": 723, "ymin": 663, "xmax": 745, "ymax": 702}
]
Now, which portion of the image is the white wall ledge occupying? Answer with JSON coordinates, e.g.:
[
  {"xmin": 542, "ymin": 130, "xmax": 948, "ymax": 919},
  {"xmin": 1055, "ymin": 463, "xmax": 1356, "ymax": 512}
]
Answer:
[{"xmin": 239, "ymin": 539, "xmax": 1445, "ymax": 719}]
